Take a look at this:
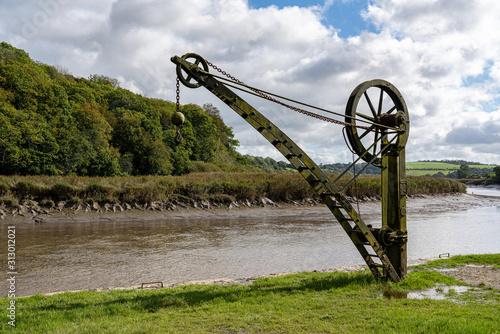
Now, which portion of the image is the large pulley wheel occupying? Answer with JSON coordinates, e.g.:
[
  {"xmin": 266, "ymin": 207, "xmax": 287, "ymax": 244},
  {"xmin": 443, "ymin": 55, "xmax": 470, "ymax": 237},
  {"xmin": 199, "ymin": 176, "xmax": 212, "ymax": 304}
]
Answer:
[
  {"xmin": 344, "ymin": 79, "xmax": 409, "ymax": 167},
  {"xmin": 176, "ymin": 53, "xmax": 209, "ymax": 88}
]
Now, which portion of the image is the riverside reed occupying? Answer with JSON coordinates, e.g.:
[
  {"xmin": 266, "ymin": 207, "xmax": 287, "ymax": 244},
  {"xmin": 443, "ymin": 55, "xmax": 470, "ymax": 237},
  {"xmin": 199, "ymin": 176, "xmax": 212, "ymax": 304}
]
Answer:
[
  {"xmin": 1, "ymin": 254, "xmax": 498, "ymax": 333},
  {"xmin": 0, "ymin": 173, "xmax": 466, "ymax": 208}
]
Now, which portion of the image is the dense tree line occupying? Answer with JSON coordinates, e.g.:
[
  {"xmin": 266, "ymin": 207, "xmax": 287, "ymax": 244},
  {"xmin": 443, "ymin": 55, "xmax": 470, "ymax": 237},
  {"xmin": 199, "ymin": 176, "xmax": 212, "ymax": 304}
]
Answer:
[
  {"xmin": 243, "ymin": 155, "xmax": 290, "ymax": 173},
  {"xmin": 0, "ymin": 43, "xmax": 248, "ymax": 176},
  {"xmin": 242, "ymin": 155, "xmax": 383, "ymax": 175},
  {"xmin": 319, "ymin": 162, "xmax": 381, "ymax": 175},
  {"xmin": 417, "ymin": 159, "xmax": 484, "ymax": 165},
  {"xmin": 430, "ymin": 164, "xmax": 496, "ymax": 179}
]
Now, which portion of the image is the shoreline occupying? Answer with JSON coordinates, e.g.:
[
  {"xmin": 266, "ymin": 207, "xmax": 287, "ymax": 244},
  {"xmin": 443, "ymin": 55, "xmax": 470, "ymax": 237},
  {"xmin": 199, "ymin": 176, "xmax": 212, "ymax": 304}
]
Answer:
[
  {"xmin": 34, "ymin": 258, "xmax": 436, "ymax": 298},
  {"xmin": 30, "ymin": 256, "xmax": 500, "ymax": 298},
  {"xmin": 5, "ymin": 192, "xmax": 499, "ymax": 298},
  {"xmin": 1, "ymin": 192, "xmax": 500, "ymax": 223}
]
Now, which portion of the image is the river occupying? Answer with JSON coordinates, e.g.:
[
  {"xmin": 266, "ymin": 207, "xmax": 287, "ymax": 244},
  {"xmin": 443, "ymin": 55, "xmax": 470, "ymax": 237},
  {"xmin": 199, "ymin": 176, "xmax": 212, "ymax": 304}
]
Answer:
[{"xmin": 1, "ymin": 187, "xmax": 499, "ymax": 297}]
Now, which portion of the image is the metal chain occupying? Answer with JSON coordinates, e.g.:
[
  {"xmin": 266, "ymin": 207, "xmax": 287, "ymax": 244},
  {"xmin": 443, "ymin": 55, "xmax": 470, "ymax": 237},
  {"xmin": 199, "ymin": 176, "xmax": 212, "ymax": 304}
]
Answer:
[
  {"xmin": 206, "ymin": 60, "xmax": 372, "ymax": 130},
  {"xmin": 175, "ymin": 77, "xmax": 180, "ymax": 112},
  {"xmin": 174, "ymin": 77, "xmax": 183, "ymax": 144}
]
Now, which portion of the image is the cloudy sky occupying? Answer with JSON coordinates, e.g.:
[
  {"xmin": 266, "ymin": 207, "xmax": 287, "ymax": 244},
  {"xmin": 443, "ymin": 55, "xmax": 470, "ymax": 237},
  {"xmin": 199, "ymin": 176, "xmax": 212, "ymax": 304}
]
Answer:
[{"xmin": 1, "ymin": 0, "xmax": 500, "ymax": 164}]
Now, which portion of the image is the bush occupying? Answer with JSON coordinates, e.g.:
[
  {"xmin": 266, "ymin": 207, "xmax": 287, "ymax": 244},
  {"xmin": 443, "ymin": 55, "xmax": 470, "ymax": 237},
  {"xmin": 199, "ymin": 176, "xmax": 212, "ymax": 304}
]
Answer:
[
  {"xmin": 50, "ymin": 183, "xmax": 78, "ymax": 201},
  {"xmin": 85, "ymin": 183, "xmax": 117, "ymax": 201},
  {"xmin": 0, "ymin": 182, "xmax": 9, "ymax": 196},
  {"xmin": 190, "ymin": 161, "xmax": 222, "ymax": 173},
  {"xmin": 11, "ymin": 181, "xmax": 47, "ymax": 199}
]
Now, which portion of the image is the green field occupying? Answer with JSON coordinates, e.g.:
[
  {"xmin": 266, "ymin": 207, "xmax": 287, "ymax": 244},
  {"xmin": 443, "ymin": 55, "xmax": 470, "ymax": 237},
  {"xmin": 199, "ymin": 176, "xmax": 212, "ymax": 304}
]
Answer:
[{"xmin": 406, "ymin": 162, "xmax": 497, "ymax": 177}]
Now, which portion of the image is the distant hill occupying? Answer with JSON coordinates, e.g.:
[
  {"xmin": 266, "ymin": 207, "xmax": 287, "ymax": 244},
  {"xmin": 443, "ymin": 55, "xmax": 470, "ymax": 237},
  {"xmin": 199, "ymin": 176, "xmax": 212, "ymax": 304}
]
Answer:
[
  {"xmin": 0, "ymin": 42, "xmax": 257, "ymax": 176},
  {"xmin": 407, "ymin": 160, "xmax": 498, "ymax": 179},
  {"xmin": 244, "ymin": 156, "xmax": 498, "ymax": 179}
]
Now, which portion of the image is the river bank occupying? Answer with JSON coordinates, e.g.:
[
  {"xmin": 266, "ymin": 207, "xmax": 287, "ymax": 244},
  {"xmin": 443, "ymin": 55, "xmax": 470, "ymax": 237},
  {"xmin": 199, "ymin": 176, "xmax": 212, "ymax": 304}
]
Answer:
[
  {"xmin": 0, "ymin": 173, "xmax": 467, "ymax": 222},
  {"xmin": 2, "ymin": 191, "xmax": 499, "ymax": 223}
]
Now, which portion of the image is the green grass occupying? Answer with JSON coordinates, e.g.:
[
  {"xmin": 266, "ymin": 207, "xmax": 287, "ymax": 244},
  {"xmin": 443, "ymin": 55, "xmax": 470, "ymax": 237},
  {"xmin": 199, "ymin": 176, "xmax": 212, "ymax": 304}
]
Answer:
[
  {"xmin": 406, "ymin": 162, "xmax": 498, "ymax": 177},
  {"xmin": 1, "ymin": 254, "xmax": 498, "ymax": 333},
  {"xmin": 412, "ymin": 254, "xmax": 500, "ymax": 270},
  {"xmin": 407, "ymin": 162, "xmax": 461, "ymax": 170},
  {"xmin": 406, "ymin": 162, "xmax": 460, "ymax": 176},
  {"xmin": 0, "ymin": 173, "xmax": 466, "ymax": 209}
]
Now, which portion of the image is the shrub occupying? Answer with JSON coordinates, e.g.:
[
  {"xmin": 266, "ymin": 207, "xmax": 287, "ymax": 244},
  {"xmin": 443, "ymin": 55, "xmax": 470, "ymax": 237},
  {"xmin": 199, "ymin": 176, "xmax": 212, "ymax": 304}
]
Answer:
[
  {"xmin": 84, "ymin": 183, "xmax": 117, "ymax": 201},
  {"xmin": 0, "ymin": 182, "xmax": 9, "ymax": 196},
  {"xmin": 50, "ymin": 183, "xmax": 78, "ymax": 201},
  {"xmin": 190, "ymin": 161, "xmax": 222, "ymax": 173},
  {"xmin": 11, "ymin": 181, "xmax": 47, "ymax": 199}
]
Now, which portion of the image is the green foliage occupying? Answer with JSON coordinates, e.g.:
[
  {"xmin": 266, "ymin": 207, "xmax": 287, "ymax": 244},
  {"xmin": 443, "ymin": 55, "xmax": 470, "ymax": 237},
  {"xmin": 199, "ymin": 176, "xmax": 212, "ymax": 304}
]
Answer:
[
  {"xmin": 0, "ymin": 173, "xmax": 466, "ymax": 207},
  {"xmin": 50, "ymin": 183, "xmax": 78, "ymax": 201},
  {"xmin": 88, "ymin": 74, "xmax": 119, "ymax": 88},
  {"xmin": 182, "ymin": 104, "xmax": 218, "ymax": 163},
  {"xmin": 0, "ymin": 182, "xmax": 8, "ymax": 196},
  {"xmin": 495, "ymin": 166, "xmax": 500, "ymax": 181},
  {"xmin": 245, "ymin": 155, "xmax": 292, "ymax": 172},
  {"xmin": 0, "ymin": 43, "xmax": 246, "ymax": 176},
  {"xmin": 457, "ymin": 164, "xmax": 471, "ymax": 179},
  {"xmin": 11, "ymin": 181, "xmax": 47, "ymax": 199},
  {"xmin": 190, "ymin": 161, "xmax": 222, "ymax": 173}
]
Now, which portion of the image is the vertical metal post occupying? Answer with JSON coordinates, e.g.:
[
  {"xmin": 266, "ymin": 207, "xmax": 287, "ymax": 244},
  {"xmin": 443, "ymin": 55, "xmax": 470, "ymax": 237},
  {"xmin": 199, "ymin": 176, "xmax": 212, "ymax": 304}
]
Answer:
[{"xmin": 381, "ymin": 136, "xmax": 407, "ymax": 279}]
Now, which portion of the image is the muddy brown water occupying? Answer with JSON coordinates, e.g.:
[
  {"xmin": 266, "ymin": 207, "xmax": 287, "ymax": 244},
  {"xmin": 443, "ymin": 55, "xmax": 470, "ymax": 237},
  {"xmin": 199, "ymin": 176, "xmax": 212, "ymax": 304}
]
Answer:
[{"xmin": 1, "ymin": 190, "xmax": 499, "ymax": 297}]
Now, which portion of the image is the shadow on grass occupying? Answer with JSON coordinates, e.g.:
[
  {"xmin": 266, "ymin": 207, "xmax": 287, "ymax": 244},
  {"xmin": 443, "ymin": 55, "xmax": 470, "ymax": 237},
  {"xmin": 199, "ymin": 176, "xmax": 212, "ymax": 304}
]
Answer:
[{"xmin": 34, "ymin": 271, "xmax": 378, "ymax": 313}]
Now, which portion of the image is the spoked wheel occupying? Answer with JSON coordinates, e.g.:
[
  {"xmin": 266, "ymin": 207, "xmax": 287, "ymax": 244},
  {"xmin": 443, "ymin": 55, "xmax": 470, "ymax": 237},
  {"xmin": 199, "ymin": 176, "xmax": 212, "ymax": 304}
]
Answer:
[
  {"xmin": 176, "ymin": 53, "xmax": 209, "ymax": 88},
  {"xmin": 344, "ymin": 79, "xmax": 409, "ymax": 167}
]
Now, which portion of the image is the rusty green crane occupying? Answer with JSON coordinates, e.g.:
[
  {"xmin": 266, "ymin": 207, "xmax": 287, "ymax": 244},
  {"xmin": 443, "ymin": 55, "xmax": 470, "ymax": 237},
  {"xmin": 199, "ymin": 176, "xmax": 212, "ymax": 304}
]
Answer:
[{"xmin": 171, "ymin": 53, "xmax": 409, "ymax": 282}]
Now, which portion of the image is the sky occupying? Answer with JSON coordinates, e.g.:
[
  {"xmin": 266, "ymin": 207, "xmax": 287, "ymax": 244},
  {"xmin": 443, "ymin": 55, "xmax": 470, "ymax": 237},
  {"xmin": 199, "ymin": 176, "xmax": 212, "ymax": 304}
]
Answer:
[{"xmin": 1, "ymin": 0, "xmax": 500, "ymax": 164}]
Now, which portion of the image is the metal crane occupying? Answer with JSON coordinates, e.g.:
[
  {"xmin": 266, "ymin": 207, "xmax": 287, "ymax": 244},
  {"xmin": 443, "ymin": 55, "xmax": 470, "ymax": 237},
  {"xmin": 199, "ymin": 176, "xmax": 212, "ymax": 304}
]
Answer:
[{"xmin": 171, "ymin": 53, "xmax": 409, "ymax": 282}]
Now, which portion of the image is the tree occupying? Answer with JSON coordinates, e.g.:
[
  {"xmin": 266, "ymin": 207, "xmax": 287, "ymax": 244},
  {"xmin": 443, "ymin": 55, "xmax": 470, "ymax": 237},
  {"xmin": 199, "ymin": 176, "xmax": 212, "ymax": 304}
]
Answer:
[
  {"xmin": 182, "ymin": 104, "xmax": 218, "ymax": 162},
  {"xmin": 89, "ymin": 74, "xmax": 119, "ymax": 89},
  {"xmin": 0, "ymin": 43, "xmax": 248, "ymax": 177},
  {"xmin": 171, "ymin": 147, "xmax": 192, "ymax": 175},
  {"xmin": 112, "ymin": 110, "xmax": 172, "ymax": 175},
  {"xmin": 71, "ymin": 102, "xmax": 121, "ymax": 176},
  {"xmin": 495, "ymin": 166, "xmax": 500, "ymax": 181},
  {"xmin": 457, "ymin": 164, "xmax": 471, "ymax": 179},
  {"xmin": 0, "ymin": 105, "xmax": 59, "ymax": 175}
]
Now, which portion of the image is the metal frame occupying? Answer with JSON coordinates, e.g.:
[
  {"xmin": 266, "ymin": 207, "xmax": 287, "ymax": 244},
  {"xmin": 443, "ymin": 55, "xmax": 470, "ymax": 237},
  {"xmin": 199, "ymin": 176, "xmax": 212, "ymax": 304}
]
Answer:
[{"xmin": 171, "ymin": 54, "xmax": 408, "ymax": 281}]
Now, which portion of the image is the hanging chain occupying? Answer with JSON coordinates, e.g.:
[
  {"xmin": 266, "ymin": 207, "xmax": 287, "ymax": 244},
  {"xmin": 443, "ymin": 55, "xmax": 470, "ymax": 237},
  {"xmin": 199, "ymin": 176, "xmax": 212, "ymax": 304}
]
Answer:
[
  {"xmin": 174, "ymin": 77, "xmax": 183, "ymax": 144},
  {"xmin": 205, "ymin": 60, "xmax": 372, "ymax": 130},
  {"xmin": 175, "ymin": 77, "xmax": 180, "ymax": 112}
]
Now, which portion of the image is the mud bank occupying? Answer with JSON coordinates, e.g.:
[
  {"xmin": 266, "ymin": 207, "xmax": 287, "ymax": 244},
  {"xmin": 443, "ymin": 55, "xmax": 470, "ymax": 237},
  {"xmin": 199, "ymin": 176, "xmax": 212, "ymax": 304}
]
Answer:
[{"xmin": 2, "ymin": 193, "xmax": 499, "ymax": 223}]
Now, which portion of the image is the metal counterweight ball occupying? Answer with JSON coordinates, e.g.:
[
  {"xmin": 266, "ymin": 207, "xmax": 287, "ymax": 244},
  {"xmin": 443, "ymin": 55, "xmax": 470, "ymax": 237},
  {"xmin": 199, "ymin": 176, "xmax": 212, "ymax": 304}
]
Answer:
[{"xmin": 171, "ymin": 112, "xmax": 185, "ymax": 126}]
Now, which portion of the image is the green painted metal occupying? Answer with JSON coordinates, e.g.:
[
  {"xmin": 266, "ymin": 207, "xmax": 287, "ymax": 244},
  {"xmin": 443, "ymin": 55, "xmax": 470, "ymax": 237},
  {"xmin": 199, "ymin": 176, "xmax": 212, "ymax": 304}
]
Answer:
[
  {"xmin": 344, "ymin": 80, "xmax": 409, "ymax": 280},
  {"xmin": 171, "ymin": 53, "xmax": 409, "ymax": 282}
]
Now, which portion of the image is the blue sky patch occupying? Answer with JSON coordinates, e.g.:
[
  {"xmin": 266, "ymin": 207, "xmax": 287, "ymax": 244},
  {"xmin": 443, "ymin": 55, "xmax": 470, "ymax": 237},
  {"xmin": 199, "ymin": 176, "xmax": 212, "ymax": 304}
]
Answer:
[{"xmin": 248, "ymin": 0, "xmax": 376, "ymax": 38}]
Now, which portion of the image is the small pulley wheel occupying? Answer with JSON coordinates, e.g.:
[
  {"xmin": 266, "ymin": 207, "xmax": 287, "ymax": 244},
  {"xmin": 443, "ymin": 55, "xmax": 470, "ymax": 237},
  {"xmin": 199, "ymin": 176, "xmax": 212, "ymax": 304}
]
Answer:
[
  {"xmin": 377, "ymin": 226, "xmax": 394, "ymax": 247},
  {"xmin": 176, "ymin": 53, "xmax": 209, "ymax": 88},
  {"xmin": 344, "ymin": 79, "xmax": 409, "ymax": 167}
]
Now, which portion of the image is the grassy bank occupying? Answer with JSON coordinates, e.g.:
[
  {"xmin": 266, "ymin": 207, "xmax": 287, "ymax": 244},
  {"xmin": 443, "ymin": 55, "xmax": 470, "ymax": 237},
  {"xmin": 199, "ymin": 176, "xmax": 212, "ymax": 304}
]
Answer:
[
  {"xmin": 0, "ymin": 173, "xmax": 466, "ymax": 209},
  {"xmin": 1, "ymin": 254, "xmax": 498, "ymax": 333}
]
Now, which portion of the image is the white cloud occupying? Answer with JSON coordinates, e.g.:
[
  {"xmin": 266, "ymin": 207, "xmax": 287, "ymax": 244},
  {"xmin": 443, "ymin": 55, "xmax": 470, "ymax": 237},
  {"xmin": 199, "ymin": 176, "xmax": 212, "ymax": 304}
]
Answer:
[{"xmin": 1, "ymin": 0, "xmax": 499, "ymax": 164}]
